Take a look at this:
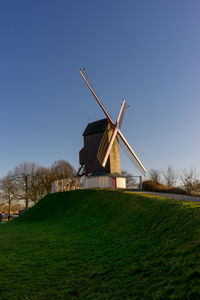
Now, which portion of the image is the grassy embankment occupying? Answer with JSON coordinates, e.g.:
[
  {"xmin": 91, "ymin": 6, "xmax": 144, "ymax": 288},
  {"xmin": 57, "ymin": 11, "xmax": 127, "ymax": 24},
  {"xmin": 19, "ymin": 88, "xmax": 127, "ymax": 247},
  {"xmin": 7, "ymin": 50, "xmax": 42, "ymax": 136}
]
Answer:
[{"xmin": 0, "ymin": 189, "xmax": 200, "ymax": 299}]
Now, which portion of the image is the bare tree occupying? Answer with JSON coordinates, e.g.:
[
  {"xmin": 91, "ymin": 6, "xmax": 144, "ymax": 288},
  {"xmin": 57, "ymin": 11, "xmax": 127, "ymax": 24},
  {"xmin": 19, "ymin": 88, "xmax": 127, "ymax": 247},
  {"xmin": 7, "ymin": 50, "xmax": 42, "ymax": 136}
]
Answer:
[
  {"xmin": 13, "ymin": 162, "xmax": 38, "ymax": 210},
  {"xmin": 36, "ymin": 167, "xmax": 53, "ymax": 195},
  {"xmin": 51, "ymin": 160, "xmax": 75, "ymax": 180},
  {"xmin": 30, "ymin": 170, "xmax": 47, "ymax": 204},
  {"xmin": 0, "ymin": 172, "xmax": 17, "ymax": 217},
  {"xmin": 149, "ymin": 169, "xmax": 162, "ymax": 184},
  {"xmin": 0, "ymin": 160, "xmax": 77, "ymax": 212},
  {"xmin": 51, "ymin": 160, "xmax": 76, "ymax": 190},
  {"xmin": 162, "ymin": 166, "xmax": 177, "ymax": 187},
  {"xmin": 179, "ymin": 169, "xmax": 200, "ymax": 195}
]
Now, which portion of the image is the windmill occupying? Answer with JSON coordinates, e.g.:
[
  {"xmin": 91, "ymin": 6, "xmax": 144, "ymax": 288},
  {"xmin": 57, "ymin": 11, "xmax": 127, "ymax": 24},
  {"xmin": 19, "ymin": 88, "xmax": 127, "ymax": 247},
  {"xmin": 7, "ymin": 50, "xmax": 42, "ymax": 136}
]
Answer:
[{"xmin": 77, "ymin": 68, "xmax": 146, "ymax": 189}]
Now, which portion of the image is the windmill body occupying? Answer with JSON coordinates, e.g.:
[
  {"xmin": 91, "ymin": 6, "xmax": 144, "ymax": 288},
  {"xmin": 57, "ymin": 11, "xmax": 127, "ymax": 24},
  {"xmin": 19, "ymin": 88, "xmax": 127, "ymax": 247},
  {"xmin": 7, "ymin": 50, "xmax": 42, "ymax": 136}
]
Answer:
[
  {"xmin": 78, "ymin": 68, "xmax": 146, "ymax": 189},
  {"xmin": 80, "ymin": 118, "xmax": 121, "ymax": 176}
]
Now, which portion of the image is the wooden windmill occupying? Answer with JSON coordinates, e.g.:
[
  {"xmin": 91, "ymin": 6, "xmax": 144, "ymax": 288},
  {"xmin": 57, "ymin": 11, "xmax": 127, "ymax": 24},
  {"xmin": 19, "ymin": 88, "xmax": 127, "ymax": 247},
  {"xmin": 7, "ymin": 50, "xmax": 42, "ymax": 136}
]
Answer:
[{"xmin": 77, "ymin": 69, "xmax": 146, "ymax": 188}]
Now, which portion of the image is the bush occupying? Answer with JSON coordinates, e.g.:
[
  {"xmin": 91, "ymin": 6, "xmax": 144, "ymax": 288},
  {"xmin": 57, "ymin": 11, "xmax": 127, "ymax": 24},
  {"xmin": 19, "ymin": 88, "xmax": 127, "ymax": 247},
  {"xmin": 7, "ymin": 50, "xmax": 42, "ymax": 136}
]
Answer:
[{"xmin": 142, "ymin": 180, "xmax": 187, "ymax": 195}]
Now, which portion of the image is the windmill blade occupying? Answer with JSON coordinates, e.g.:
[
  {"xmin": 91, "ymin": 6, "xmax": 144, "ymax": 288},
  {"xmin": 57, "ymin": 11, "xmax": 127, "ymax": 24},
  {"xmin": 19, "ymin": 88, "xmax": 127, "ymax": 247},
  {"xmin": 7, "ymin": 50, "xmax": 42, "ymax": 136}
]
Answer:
[
  {"xmin": 119, "ymin": 100, "xmax": 129, "ymax": 129},
  {"xmin": 79, "ymin": 68, "xmax": 114, "ymax": 125},
  {"xmin": 117, "ymin": 99, "xmax": 126, "ymax": 124},
  {"xmin": 97, "ymin": 126, "xmax": 111, "ymax": 165},
  {"xmin": 118, "ymin": 129, "xmax": 146, "ymax": 176}
]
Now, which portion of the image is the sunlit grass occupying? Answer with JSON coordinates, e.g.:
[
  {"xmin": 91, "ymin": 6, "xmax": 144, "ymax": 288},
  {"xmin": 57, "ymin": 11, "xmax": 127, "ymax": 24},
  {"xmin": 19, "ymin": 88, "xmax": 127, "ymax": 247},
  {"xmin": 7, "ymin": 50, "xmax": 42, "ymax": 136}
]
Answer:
[
  {"xmin": 0, "ymin": 189, "xmax": 200, "ymax": 299},
  {"xmin": 131, "ymin": 191, "xmax": 200, "ymax": 208}
]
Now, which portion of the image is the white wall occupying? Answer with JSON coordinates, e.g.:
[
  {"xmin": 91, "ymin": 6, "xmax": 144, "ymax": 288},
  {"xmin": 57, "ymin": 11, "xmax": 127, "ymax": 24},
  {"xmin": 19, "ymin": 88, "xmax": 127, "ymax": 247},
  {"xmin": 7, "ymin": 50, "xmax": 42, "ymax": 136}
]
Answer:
[
  {"xmin": 116, "ymin": 177, "xmax": 126, "ymax": 189},
  {"xmin": 84, "ymin": 176, "xmax": 111, "ymax": 188},
  {"xmin": 84, "ymin": 176, "xmax": 126, "ymax": 189}
]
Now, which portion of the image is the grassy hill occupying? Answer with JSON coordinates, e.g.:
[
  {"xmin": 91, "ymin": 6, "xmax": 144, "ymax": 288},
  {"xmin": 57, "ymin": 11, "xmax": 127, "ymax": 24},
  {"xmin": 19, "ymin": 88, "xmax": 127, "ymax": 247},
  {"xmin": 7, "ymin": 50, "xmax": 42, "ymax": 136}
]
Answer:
[{"xmin": 0, "ymin": 190, "xmax": 200, "ymax": 299}]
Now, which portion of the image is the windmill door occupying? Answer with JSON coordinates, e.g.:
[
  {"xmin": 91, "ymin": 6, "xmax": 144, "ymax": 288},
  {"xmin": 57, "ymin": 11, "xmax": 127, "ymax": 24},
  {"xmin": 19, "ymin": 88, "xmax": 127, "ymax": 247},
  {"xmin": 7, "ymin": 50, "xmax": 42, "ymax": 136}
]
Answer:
[{"xmin": 111, "ymin": 177, "xmax": 116, "ymax": 189}]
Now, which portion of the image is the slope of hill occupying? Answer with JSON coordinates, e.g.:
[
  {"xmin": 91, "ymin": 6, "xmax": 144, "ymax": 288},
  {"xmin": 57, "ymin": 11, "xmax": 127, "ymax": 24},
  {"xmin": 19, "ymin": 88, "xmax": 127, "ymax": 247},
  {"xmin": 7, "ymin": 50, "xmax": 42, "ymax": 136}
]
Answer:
[{"xmin": 0, "ymin": 190, "xmax": 200, "ymax": 299}]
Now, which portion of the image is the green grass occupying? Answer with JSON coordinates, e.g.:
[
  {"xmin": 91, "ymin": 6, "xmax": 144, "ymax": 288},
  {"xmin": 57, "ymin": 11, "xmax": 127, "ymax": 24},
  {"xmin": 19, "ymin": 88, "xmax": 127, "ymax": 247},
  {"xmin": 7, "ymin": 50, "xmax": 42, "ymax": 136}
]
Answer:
[{"xmin": 0, "ymin": 190, "xmax": 200, "ymax": 299}]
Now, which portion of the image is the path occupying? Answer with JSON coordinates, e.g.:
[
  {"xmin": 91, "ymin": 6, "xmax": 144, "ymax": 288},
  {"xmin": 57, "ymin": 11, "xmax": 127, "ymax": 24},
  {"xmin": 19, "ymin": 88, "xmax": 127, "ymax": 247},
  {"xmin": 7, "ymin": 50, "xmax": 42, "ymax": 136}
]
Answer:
[{"xmin": 133, "ymin": 191, "xmax": 200, "ymax": 203}]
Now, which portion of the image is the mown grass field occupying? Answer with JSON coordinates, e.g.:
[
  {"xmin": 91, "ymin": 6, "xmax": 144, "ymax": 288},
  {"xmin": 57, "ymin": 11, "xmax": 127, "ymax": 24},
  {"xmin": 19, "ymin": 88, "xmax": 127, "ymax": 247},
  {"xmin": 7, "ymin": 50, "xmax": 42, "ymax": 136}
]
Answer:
[{"xmin": 0, "ymin": 190, "xmax": 200, "ymax": 299}]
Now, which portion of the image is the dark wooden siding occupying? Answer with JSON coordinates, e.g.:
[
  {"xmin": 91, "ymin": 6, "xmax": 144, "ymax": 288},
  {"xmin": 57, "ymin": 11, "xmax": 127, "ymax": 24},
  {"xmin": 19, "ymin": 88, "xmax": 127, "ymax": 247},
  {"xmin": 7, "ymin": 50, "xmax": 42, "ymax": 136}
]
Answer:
[{"xmin": 79, "ymin": 119, "xmax": 121, "ymax": 176}]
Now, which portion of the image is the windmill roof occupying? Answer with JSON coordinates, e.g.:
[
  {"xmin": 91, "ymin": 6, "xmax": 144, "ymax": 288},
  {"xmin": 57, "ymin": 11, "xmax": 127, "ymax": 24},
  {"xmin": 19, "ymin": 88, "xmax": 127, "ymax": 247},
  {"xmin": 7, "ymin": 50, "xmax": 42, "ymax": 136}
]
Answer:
[{"xmin": 83, "ymin": 118, "xmax": 108, "ymax": 136}]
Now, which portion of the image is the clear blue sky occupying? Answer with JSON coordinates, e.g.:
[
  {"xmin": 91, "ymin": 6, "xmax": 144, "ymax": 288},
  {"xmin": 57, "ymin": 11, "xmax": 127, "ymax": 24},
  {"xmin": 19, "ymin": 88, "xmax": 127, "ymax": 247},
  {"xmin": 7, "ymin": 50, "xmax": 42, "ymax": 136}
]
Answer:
[{"xmin": 0, "ymin": 0, "xmax": 199, "ymax": 177}]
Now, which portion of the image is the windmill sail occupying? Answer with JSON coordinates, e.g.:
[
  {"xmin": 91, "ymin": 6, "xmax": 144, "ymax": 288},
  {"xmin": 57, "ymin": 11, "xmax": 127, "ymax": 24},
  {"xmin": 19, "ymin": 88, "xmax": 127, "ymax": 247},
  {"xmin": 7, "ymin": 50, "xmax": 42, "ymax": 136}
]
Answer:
[
  {"xmin": 97, "ymin": 126, "xmax": 111, "ymax": 165},
  {"xmin": 119, "ymin": 101, "xmax": 129, "ymax": 129},
  {"xmin": 118, "ymin": 130, "xmax": 146, "ymax": 176},
  {"xmin": 79, "ymin": 68, "xmax": 114, "ymax": 125}
]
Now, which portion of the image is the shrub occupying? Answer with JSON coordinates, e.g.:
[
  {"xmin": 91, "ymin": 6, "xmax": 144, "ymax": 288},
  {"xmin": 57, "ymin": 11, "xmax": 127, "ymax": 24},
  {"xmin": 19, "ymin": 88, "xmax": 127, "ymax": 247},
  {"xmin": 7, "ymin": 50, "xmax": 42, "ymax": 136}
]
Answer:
[{"xmin": 142, "ymin": 180, "xmax": 187, "ymax": 195}]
